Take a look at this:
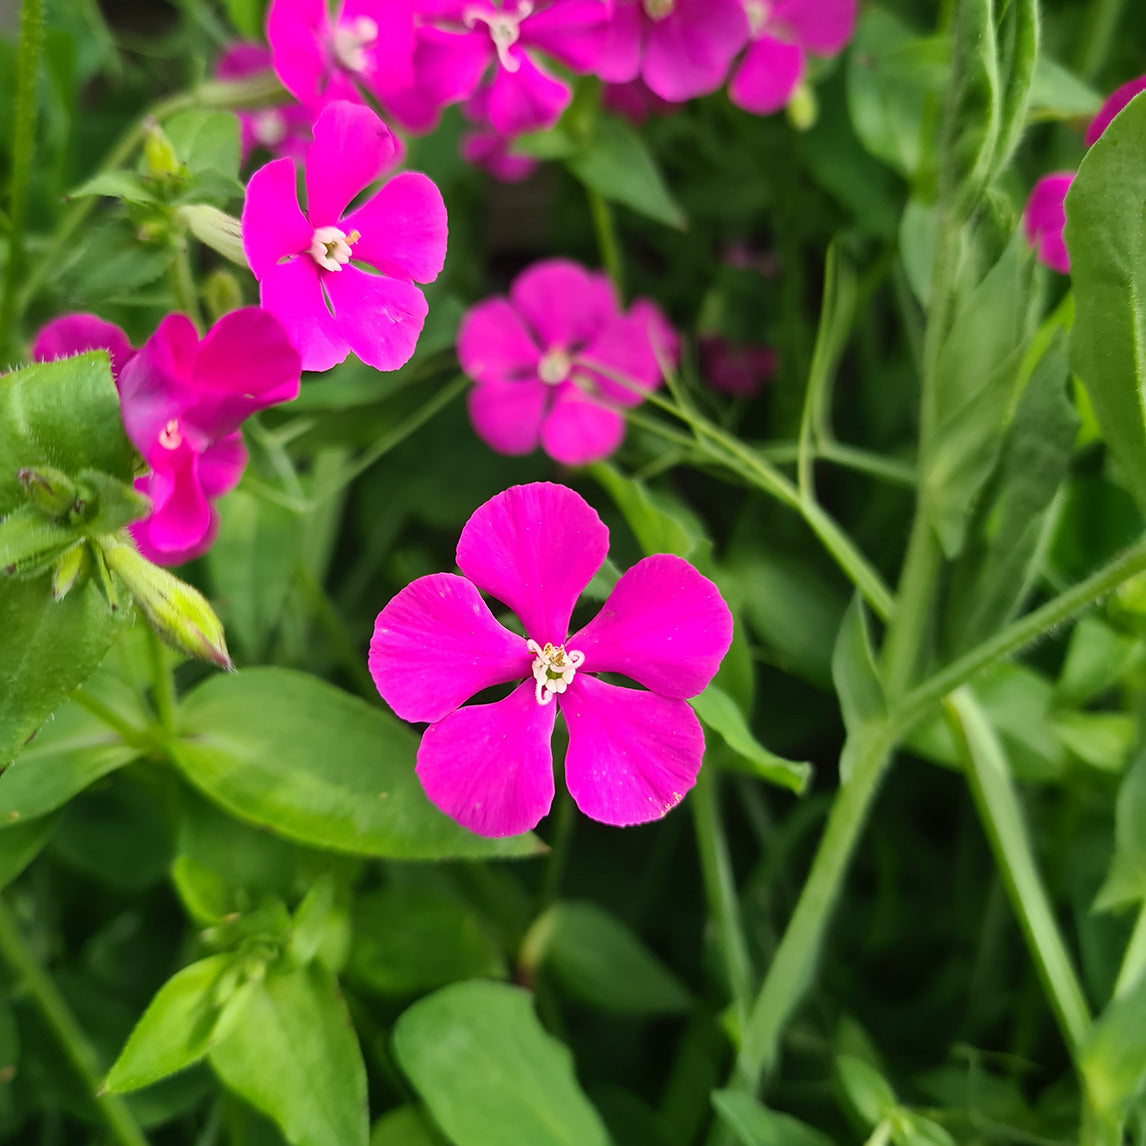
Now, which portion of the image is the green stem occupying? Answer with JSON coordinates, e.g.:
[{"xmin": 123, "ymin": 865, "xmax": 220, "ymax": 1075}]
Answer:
[
  {"xmin": 881, "ymin": 513, "xmax": 942, "ymax": 700},
  {"xmin": 1114, "ymin": 901, "xmax": 1146, "ymax": 998},
  {"xmin": 170, "ymin": 239, "xmax": 203, "ymax": 328},
  {"xmin": 586, "ymin": 187, "xmax": 624, "ymax": 301},
  {"xmin": 816, "ymin": 441, "xmax": 916, "ymax": 488},
  {"xmin": 0, "ymin": 0, "xmax": 45, "ymax": 359},
  {"xmin": 692, "ymin": 768, "xmax": 754, "ymax": 1030},
  {"xmin": 69, "ymin": 688, "xmax": 152, "ymax": 752},
  {"xmin": 0, "ymin": 896, "xmax": 151, "ymax": 1146},
  {"xmin": 539, "ymin": 787, "xmax": 575, "ymax": 908},
  {"xmin": 1077, "ymin": 0, "xmax": 1127, "ymax": 82},
  {"xmin": 145, "ymin": 624, "xmax": 177, "ymax": 736}
]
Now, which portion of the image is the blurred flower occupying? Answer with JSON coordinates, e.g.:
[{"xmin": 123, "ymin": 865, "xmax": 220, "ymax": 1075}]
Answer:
[
  {"xmin": 602, "ymin": 79, "xmax": 673, "ymax": 124},
  {"xmin": 457, "ymin": 258, "xmax": 677, "ymax": 465},
  {"xmin": 117, "ymin": 309, "xmax": 301, "ymax": 564},
  {"xmin": 369, "ymin": 481, "xmax": 733, "ymax": 835},
  {"xmin": 266, "ymin": 0, "xmax": 415, "ymax": 110},
  {"xmin": 459, "ymin": 84, "xmax": 538, "ymax": 182},
  {"xmin": 699, "ymin": 336, "xmax": 776, "ymax": 397},
  {"xmin": 216, "ymin": 42, "xmax": 314, "ymax": 163},
  {"xmin": 409, "ymin": 0, "xmax": 611, "ymax": 135},
  {"xmin": 1084, "ymin": 75, "xmax": 1146, "ymax": 146},
  {"xmin": 728, "ymin": 0, "xmax": 855, "ymax": 116},
  {"xmin": 242, "ymin": 100, "xmax": 447, "ymax": 372},
  {"xmin": 595, "ymin": 0, "xmax": 748, "ymax": 103},
  {"xmin": 32, "ymin": 313, "xmax": 134, "ymax": 380}
]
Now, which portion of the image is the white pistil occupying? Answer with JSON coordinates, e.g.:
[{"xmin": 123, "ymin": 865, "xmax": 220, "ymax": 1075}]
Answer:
[
  {"xmin": 332, "ymin": 15, "xmax": 379, "ymax": 72},
  {"xmin": 744, "ymin": 0, "xmax": 772, "ymax": 37},
  {"xmin": 463, "ymin": 1, "xmax": 533, "ymax": 71},
  {"xmin": 252, "ymin": 109, "xmax": 287, "ymax": 147},
  {"xmin": 538, "ymin": 347, "xmax": 572, "ymax": 385},
  {"xmin": 309, "ymin": 226, "xmax": 360, "ymax": 272},
  {"xmin": 158, "ymin": 419, "xmax": 182, "ymax": 450},
  {"xmin": 642, "ymin": 0, "xmax": 675, "ymax": 21},
  {"xmin": 527, "ymin": 639, "xmax": 584, "ymax": 706}
]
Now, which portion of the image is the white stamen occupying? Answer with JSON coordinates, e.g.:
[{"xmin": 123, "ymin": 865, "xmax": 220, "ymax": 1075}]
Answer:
[
  {"xmin": 527, "ymin": 639, "xmax": 585, "ymax": 706},
  {"xmin": 252, "ymin": 109, "xmax": 288, "ymax": 147},
  {"xmin": 642, "ymin": 0, "xmax": 675, "ymax": 21},
  {"xmin": 463, "ymin": 1, "xmax": 533, "ymax": 72},
  {"xmin": 332, "ymin": 15, "xmax": 379, "ymax": 72},
  {"xmin": 743, "ymin": 0, "xmax": 772, "ymax": 37},
  {"xmin": 158, "ymin": 419, "xmax": 182, "ymax": 450},
  {"xmin": 538, "ymin": 347, "xmax": 572, "ymax": 385},
  {"xmin": 308, "ymin": 226, "xmax": 359, "ymax": 272}
]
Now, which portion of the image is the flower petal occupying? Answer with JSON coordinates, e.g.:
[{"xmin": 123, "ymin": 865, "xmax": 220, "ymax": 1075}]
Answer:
[
  {"xmin": 486, "ymin": 49, "xmax": 571, "ymax": 136},
  {"xmin": 116, "ymin": 315, "xmax": 198, "ymax": 455},
  {"xmin": 457, "ymin": 297, "xmax": 541, "ymax": 385},
  {"xmin": 343, "ymin": 0, "xmax": 416, "ymax": 94},
  {"xmin": 456, "ymin": 482, "xmax": 609, "ymax": 647},
  {"xmin": 305, "ymin": 100, "xmax": 398, "ymax": 227},
  {"xmin": 260, "ymin": 257, "xmax": 350, "ymax": 373},
  {"xmin": 1023, "ymin": 172, "xmax": 1073, "ymax": 275},
  {"xmin": 369, "ymin": 572, "xmax": 532, "ymax": 723},
  {"xmin": 1086, "ymin": 74, "xmax": 1146, "ymax": 147},
  {"xmin": 576, "ymin": 312, "xmax": 663, "ymax": 407},
  {"xmin": 143, "ymin": 443, "xmax": 214, "ymax": 555},
  {"xmin": 510, "ymin": 259, "xmax": 616, "ymax": 350},
  {"xmin": 198, "ymin": 432, "xmax": 248, "ymax": 499},
  {"xmin": 413, "ymin": 25, "xmax": 492, "ymax": 107},
  {"xmin": 771, "ymin": 0, "xmax": 856, "ymax": 55},
  {"xmin": 539, "ymin": 385, "xmax": 625, "ymax": 466},
  {"xmin": 519, "ymin": 0, "xmax": 609, "ymax": 72},
  {"xmin": 267, "ymin": 0, "xmax": 329, "ymax": 106},
  {"xmin": 728, "ymin": 34, "xmax": 805, "ymax": 116},
  {"xmin": 642, "ymin": 0, "xmax": 748, "ymax": 102},
  {"xmin": 594, "ymin": 0, "xmax": 643, "ymax": 84},
  {"xmin": 467, "ymin": 379, "xmax": 549, "ymax": 455},
  {"xmin": 242, "ymin": 156, "xmax": 312, "ymax": 280},
  {"xmin": 561, "ymin": 675, "xmax": 704, "ymax": 826},
  {"xmin": 323, "ymin": 264, "xmax": 428, "ymax": 371},
  {"xmin": 341, "ymin": 172, "xmax": 448, "ymax": 284},
  {"xmin": 569, "ymin": 554, "xmax": 733, "ymax": 697},
  {"xmin": 417, "ymin": 679, "xmax": 556, "ymax": 837},
  {"xmin": 131, "ymin": 500, "xmax": 219, "ymax": 567},
  {"xmin": 32, "ymin": 313, "xmax": 134, "ymax": 381}
]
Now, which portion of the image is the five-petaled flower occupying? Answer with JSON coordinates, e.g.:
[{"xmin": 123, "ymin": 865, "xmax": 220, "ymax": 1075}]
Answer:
[
  {"xmin": 458, "ymin": 258, "xmax": 678, "ymax": 466},
  {"xmin": 369, "ymin": 482, "xmax": 733, "ymax": 837},
  {"xmin": 242, "ymin": 100, "xmax": 448, "ymax": 373}
]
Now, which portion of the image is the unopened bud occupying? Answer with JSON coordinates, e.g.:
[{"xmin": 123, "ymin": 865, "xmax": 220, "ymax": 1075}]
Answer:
[
  {"xmin": 76, "ymin": 470, "xmax": 151, "ymax": 535},
  {"xmin": 0, "ymin": 506, "xmax": 81, "ymax": 578},
  {"xmin": 785, "ymin": 82, "xmax": 818, "ymax": 132},
  {"xmin": 98, "ymin": 536, "xmax": 233, "ymax": 670},
  {"xmin": 52, "ymin": 543, "xmax": 90, "ymax": 601},
  {"xmin": 204, "ymin": 269, "xmax": 245, "ymax": 322},
  {"xmin": 176, "ymin": 204, "xmax": 248, "ymax": 268},
  {"xmin": 143, "ymin": 120, "xmax": 183, "ymax": 181},
  {"xmin": 19, "ymin": 465, "xmax": 79, "ymax": 517}
]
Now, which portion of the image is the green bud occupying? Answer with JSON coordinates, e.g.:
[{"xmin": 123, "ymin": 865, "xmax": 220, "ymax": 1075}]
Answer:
[
  {"xmin": 52, "ymin": 543, "xmax": 90, "ymax": 601},
  {"xmin": 203, "ymin": 269, "xmax": 245, "ymax": 322},
  {"xmin": 0, "ymin": 505, "xmax": 82, "ymax": 579},
  {"xmin": 19, "ymin": 465, "xmax": 80, "ymax": 517},
  {"xmin": 76, "ymin": 470, "xmax": 151, "ymax": 535},
  {"xmin": 785, "ymin": 81, "xmax": 818, "ymax": 132},
  {"xmin": 176, "ymin": 204, "xmax": 248, "ymax": 268},
  {"xmin": 143, "ymin": 119, "xmax": 183, "ymax": 181},
  {"xmin": 98, "ymin": 536, "xmax": 234, "ymax": 670}
]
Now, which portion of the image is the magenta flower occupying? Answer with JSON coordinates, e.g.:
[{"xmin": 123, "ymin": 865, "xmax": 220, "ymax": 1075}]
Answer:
[
  {"xmin": 410, "ymin": 0, "xmax": 610, "ymax": 135},
  {"xmin": 216, "ymin": 42, "xmax": 315, "ymax": 164},
  {"xmin": 595, "ymin": 0, "xmax": 748, "ymax": 103},
  {"xmin": 266, "ymin": 0, "xmax": 416, "ymax": 109},
  {"xmin": 459, "ymin": 85, "xmax": 538, "ymax": 183},
  {"xmin": 699, "ymin": 336, "xmax": 777, "ymax": 397},
  {"xmin": 727, "ymin": 0, "xmax": 855, "ymax": 115},
  {"xmin": 242, "ymin": 100, "xmax": 448, "ymax": 373},
  {"xmin": 1023, "ymin": 173, "xmax": 1073, "ymax": 275},
  {"xmin": 602, "ymin": 79, "xmax": 673, "ymax": 125},
  {"xmin": 117, "ymin": 309, "xmax": 300, "ymax": 563},
  {"xmin": 32, "ymin": 313, "xmax": 134, "ymax": 380},
  {"xmin": 369, "ymin": 482, "xmax": 733, "ymax": 836},
  {"xmin": 457, "ymin": 258, "xmax": 678, "ymax": 466},
  {"xmin": 1085, "ymin": 75, "xmax": 1146, "ymax": 147}
]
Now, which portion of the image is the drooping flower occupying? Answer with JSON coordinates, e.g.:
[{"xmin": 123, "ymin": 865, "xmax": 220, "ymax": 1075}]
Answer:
[
  {"xmin": 216, "ymin": 42, "xmax": 315, "ymax": 164},
  {"xmin": 457, "ymin": 258, "xmax": 678, "ymax": 466},
  {"xmin": 266, "ymin": 0, "xmax": 416, "ymax": 110},
  {"xmin": 32, "ymin": 313, "xmax": 135, "ymax": 380},
  {"xmin": 117, "ymin": 309, "xmax": 301, "ymax": 564},
  {"xmin": 410, "ymin": 0, "xmax": 611, "ymax": 136},
  {"xmin": 728, "ymin": 0, "xmax": 856, "ymax": 116},
  {"xmin": 699, "ymin": 336, "xmax": 777, "ymax": 397},
  {"xmin": 369, "ymin": 482, "xmax": 733, "ymax": 836},
  {"xmin": 242, "ymin": 100, "xmax": 448, "ymax": 373},
  {"xmin": 595, "ymin": 0, "xmax": 749, "ymax": 103}
]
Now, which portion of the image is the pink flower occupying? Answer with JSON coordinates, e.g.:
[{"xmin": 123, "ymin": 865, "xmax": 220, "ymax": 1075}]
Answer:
[
  {"xmin": 216, "ymin": 42, "xmax": 314, "ymax": 163},
  {"xmin": 602, "ymin": 79, "xmax": 673, "ymax": 124},
  {"xmin": 369, "ymin": 482, "xmax": 733, "ymax": 836},
  {"xmin": 699, "ymin": 336, "xmax": 776, "ymax": 397},
  {"xmin": 242, "ymin": 100, "xmax": 448, "ymax": 373},
  {"xmin": 595, "ymin": 0, "xmax": 749, "ymax": 103},
  {"xmin": 32, "ymin": 313, "xmax": 135, "ymax": 380},
  {"xmin": 459, "ymin": 85, "xmax": 538, "ymax": 182},
  {"xmin": 117, "ymin": 309, "xmax": 301, "ymax": 563},
  {"xmin": 457, "ymin": 258, "xmax": 677, "ymax": 466},
  {"xmin": 1023, "ymin": 173, "xmax": 1073, "ymax": 275},
  {"xmin": 266, "ymin": 0, "xmax": 416, "ymax": 110},
  {"xmin": 411, "ymin": 0, "xmax": 610, "ymax": 135},
  {"xmin": 729, "ymin": 0, "xmax": 856, "ymax": 115},
  {"xmin": 1085, "ymin": 75, "xmax": 1146, "ymax": 147}
]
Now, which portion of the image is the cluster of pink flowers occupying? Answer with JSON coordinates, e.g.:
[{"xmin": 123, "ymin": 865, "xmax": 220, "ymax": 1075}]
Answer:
[{"xmin": 1024, "ymin": 75, "xmax": 1146, "ymax": 274}]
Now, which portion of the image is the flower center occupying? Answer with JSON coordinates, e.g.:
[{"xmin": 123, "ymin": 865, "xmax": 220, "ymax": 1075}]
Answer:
[
  {"xmin": 252, "ymin": 109, "xmax": 287, "ymax": 147},
  {"xmin": 309, "ymin": 226, "xmax": 360, "ymax": 272},
  {"xmin": 158, "ymin": 419, "xmax": 182, "ymax": 450},
  {"xmin": 332, "ymin": 16, "xmax": 378, "ymax": 73},
  {"xmin": 744, "ymin": 0, "xmax": 772, "ymax": 37},
  {"xmin": 642, "ymin": 0, "xmax": 675, "ymax": 21},
  {"xmin": 527, "ymin": 639, "xmax": 584, "ymax": 706},
  {"xmin": 538, "ymin": 347, "xmax": 572, "ymax": 385},
  {"xmin": 463, "ymin": 1, "xmax": 533, "ymax": 71}
]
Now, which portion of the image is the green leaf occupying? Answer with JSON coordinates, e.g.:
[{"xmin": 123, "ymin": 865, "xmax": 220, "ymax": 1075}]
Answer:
[
  {"xmin": 832, "ymin": 596, "xmax": 885, "ymax": 735},
  {"xmin": 837, "ymin": 1054, "xmax": 898, "ymax": 1127},
  {"xmin": 987, "ymin": 0, "xmax": 1038, "ymax": 180},
  {"xmin": 171, "ymin": 668, "xmax": 543, "ymax": 860},
  {"xmin": 371, "ymin": 1107, "xmax": 445, "ymax": 1146},
  {"xmin": 1051, "ymin": 711, "xmax": 1135, "ymax": 774},
  {"xmin": 0, "ymin": 814, "xmax": 58, "ymax": 889},
  {"xmin": 1095, "ymin": 749, "xmax": 1146, "ymax": 912},
  {"xmin": 1057, "ymin": 617, "xmax": 1139, "ymax": 706},
  {"xmin": 220, "ymin": 0, "xmax": 264, "ymax": 38},
  {"xmin": 1081, "ymin": 972, "xmax": 1146, "ymax": 1120},
  {"xmin": 1029, "ymin": 56, "xmax": 1102, "ymax": 120},
  {"xmin": 392, "ymin": 981, "xmax": 611, "ymax": 1146},
  {"xmin": 690, "ymin": 685, "xmax": 811, "ymax": 795},
  {"xmin": 104, "ymin": 954, "xmax": 248, "ymax": 1093},
  {"xmin": 1066, "ymin": 91, "xmax": 1146, "ymax": 515},
  {"xmin": 349, "ymin": 883, "xmax": 505, "ymax": 996},
  {"xmin": 590, "ymin": 462, "xmax": 708, "ymax": 563},
  {"xmin": 164, "ymin": 109, "xmax": 241, "ymax": 180},
  {"xmin": 529, "ymin": 900, "xmax": 691, "ymax": 1015},
  {"xmin": 566, "ymin": 119, "xmax": 685, "ymax": 229},
  {"xmin": 210, "ymin": 963, "xmax": 368, "ymax": 1146},
  {"xmin": 710, "ymin": 1090, "xmax": 834, "ymax": 1146},
  {"xmin": 0, "ymin": 506, "xmax": 80, "ymax": 578},
  {"xmin": 512, "ymin": 127, "xmax": 577, "ymax": 161},
  {"xmin": 946, "ymin": 0, "xmax": 1001, "ymax": 214},
  {"xmin": 67, "ymin": 169, "xmax": 158, "ymax": 204}
]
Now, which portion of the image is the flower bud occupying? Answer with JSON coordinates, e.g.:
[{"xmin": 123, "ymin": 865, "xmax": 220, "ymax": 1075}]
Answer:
[
  {"xmin": 785, "ymin": 82, "xmax": 818, "ymax": 132},
  {"xmin": 0, "ymin": 506, "xmax": 81, "ymax": 578},
  {"xmin": 76, "ymin": 470, "xmax": 151, "ymax": 535},
  {"xmin": 143, "ymin": 119, "xmax": 183, "ymax": 181},
  {"xmin": 52, "ymin": 543, "xmax": 90, "ymax": 601},
  {"xmin": 203, "ymin": 269, "xmax": 245, "ymax": 322},
  {"xmin": 176, "ymin": 204, "xmax": 248, "ymax": 268},
  {"xmin": 19, "ymin": 465, "xmax": 79, "ymax": 518},
  {"xmin": 97, "ymin": 535, "xmax": 234, "ymax": 670}
]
